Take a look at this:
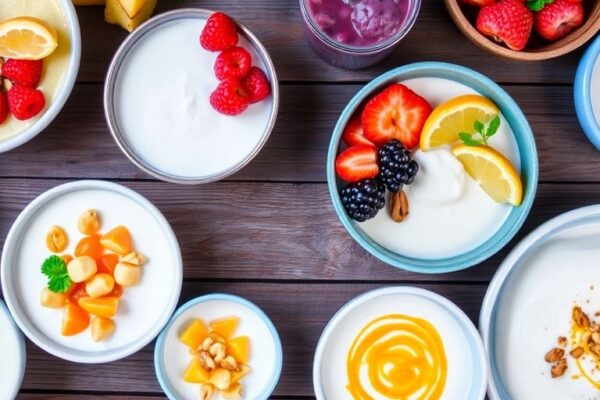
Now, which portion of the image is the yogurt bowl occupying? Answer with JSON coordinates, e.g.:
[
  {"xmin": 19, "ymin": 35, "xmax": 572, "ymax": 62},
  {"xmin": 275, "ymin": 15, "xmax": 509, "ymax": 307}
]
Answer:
[
  {"xmin": 0, "ymin": 0, "xmax": 81, "ymax": 153},
  {"xmin": 0, "ymin": 299, "xmax": 26, "ymax": 400},
  {"xmin": 154, "ymin": 293, "xmax": 283, "ymax": 400},
  {"xmin": 313, "ymin": 286, "xmax": 488, "ymax": 399},
  {"xmin": 327, "ymin": 62, "xmax": 538, "ymax": 273},
  {"xmin": 105, "ymin": 9, "xmax": 279, "ymax": 184},
  {"xmin": 575, "ymin": 34, "xmax": 600, "ymax": 151}
]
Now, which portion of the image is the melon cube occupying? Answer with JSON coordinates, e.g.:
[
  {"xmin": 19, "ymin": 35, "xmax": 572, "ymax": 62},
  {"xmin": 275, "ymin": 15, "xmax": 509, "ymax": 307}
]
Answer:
[
  {"xmin": 227, "ymin": 336, "xmax": 250, "ymax": 364},
  {"xmin": 179, "ymin": 319, "xmax": 209, "ymax": 349},
  {"xmin": 183, "ymin": 358, "xmax": 210, "ymax": 383},
  {"xmin": 209, "ymin": 316, "xmax": 239, "ymax": 339}
]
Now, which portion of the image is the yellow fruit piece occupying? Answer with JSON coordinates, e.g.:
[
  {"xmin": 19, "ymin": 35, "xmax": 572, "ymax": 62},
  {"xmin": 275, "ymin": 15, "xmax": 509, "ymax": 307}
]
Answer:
[
  {"xmin": 100, "ymin": 226, "xmax": 132, "ymax": 255},
  {"xmin": 67, "ymin": 256, "xmax": 97, "ymax": 283},
  {"xmin": 86, "ymin": 273, "xmax": 115, "ymax": 298},
  {"xmin": 452, "ymin": 144, "xmax": 523, "ymax": 206},
  {"xmin": 0, "ymin": 17, "xmax": 58, "ymax": 60},
  {"xmin": 222, "ymin": 383, "xmax": 242, "ymax": 399},
  {"xmin": 179, "ymin": 319, "xmax": 209, "ymax": 349},
  {"xmin": 209, "ymin": 368, "xmax": 231, "ymax": 391},
  {"xmin": 227, "ymin": 336, "xmax": 250, "ymax": 364},
  {"xmin": 40, "ymin": 287, "xmax": 66, "ymax": 308},
  {"xmin": 105, "ymin": 0, "xmax": 157, "ymax": 32},
  {"xmin": 209, "ymin": 316, "xmax": 239, "ymax": 339},
  {"xmin": 183, "ymin": 358, "xmax": 211, "ymax": 384},
  {"xmin": 78, "ymin": 296, "xmax": 119, "ymax": 318},
  {"xmin": 231, "ymin": 364, "xmax": 251, "ymax": 384},
  {"xmin": 420, "ymin": 95, "xmax": 500, "ymax": 150},
  {"xmin": 78, "ymin": 209, "xmax": 101, "ymax": 235},
  {"xmin": 91, "ymin": 316, "xmax": 115, "ymax": 342},
  {"xmin": 118, "ymin": 0, "xmax": 147, "ymax": 18},
  {"xmin": 73, "ymin": 0, "xmax": 105, "ymax": 5},
  {"xmin": 113, "ymin": 262, "xmax": 141, "ymax": 287}
]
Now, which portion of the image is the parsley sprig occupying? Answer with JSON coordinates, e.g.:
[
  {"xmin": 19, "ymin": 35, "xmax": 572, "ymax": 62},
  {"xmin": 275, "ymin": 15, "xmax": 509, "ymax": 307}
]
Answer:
[
  {"xmin": 459, "ymin": 115, "xmax": 501, "ymax": 147},
  {"xmin": 527, "ymin": 0, "xmax": 554, "ymax": 12},
  {"xmin": 41, "ymin": 255, "xmax": 72, "ymax": 293}
]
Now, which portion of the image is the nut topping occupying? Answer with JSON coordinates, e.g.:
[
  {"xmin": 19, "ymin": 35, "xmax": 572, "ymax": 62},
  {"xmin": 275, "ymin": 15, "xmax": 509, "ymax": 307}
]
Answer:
[
  {"xmin": 570, "ymin": 346, "xmax": 585, "ymax": 359},
  {"xmin": 390, "ymin": 190, "xmax": 409, "ymax": 223},
  {"xmin": 573, "ymin": 306, "xmax": 590, "ymax": 328},
  {"xmin": 545, "ymin": 348, "xmax": 565, "ymax": 363},
  {"xmin": 120, "ymin": 251, "xmax": 146, "ymax": 266},
  {"xmin": 221, "ymin": 355, "xmax": 239, "ymax": 371},
  {"xmin": 199, "ymin": 351, "xmax": 216, "ymax": 371},
  {"xmin": 551, "ymin": 358, "xmax": 568, "ymax": 378},
  {"xmin": 199, "ymin": 383, "xmax": 215, "ymax": 400},
  {"xmin": 557, "ymin": 336, "xmax": 567, "ymax": 348},
  {"xmin": 46, "ymin": 226, "xmax": 68, "ymax": 253},
  {"xmin": 209, "ymin": 342, "xmax": 226, "ymax": 364}
]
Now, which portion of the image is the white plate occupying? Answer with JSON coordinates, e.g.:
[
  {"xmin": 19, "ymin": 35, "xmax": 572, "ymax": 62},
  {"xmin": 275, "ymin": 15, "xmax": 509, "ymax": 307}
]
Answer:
[
  {"xmin": 0, "ymin": 299, "xmax": 26, "ymax": 399},
  {"xmin": 1, "ymin": 180, "xmax": 182, "ymax": 363}
]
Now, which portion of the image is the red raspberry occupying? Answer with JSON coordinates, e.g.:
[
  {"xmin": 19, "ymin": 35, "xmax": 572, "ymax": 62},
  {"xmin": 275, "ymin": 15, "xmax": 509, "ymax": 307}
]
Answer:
[
  {"xmin": 214, "ymin": 47, "xmax": 252, "ymax": 80},
  {"xmin": 243, "ymin": 67, "xmax": 271, "ymax": 103},
  {"xmin": 0, "ymin": 91, "xmax": 8, "ymax": 124},
  {"xmin": 8, "ymin": 85, "xmax": 45, "ymax": 120},
  {"xmin": 2, "ymin": 59, "xmax": 44, "ymax": 87},
  {"xmin": 200, "ymin": 12, "xmax": 239, "ymax": 52},
  {"xmin": 209, "ymin": 77, "xmax": 251, "ymax": 116}
]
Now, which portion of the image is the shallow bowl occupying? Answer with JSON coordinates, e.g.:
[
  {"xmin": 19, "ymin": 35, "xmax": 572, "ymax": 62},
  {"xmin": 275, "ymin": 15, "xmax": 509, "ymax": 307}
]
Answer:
[
  {"xmin": 575, "ymin": 34, "xmax": 600, "ymax": 151},
  {"xmin": 0, "ymin": 299, "xmax": 26, "ymax": 399}
]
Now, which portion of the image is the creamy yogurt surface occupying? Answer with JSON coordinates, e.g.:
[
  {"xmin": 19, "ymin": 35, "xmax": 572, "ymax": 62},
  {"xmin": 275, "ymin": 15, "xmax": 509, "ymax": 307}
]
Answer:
[
  {"xmin": 0, "ymin": 301, "xmax": 23, "ymax": 399},
  {"xmin": 0, "ymin": 0, "xmax": 72, "ymax": 141},
  {"xmin": 495, "ymin": 223, "xmax": 600, "ymax": 400},
  {"xmin": 358, "ymin": 77, "xmax": 520, "ymax": 259},
  {"xmin": 114, "ymin": 17, "xmax": 273, "ymax": 179},
  {"xmin": 591, "ymin": 55, "xmax": 600, "ymax": 128}
]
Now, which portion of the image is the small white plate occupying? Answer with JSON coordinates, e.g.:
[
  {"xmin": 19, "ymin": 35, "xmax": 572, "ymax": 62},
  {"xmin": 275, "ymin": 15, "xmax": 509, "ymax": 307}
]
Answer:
[
  {"xmin": 155, "ymin": 294, "xmax": 283, "ymax": 400},
  {"xmin": 1, "ymin": 180, "xmax": 182, "ymax": 363},
  {"xmin": 0, "ymin": 299, "xmax": 26, "ymax": 400}
]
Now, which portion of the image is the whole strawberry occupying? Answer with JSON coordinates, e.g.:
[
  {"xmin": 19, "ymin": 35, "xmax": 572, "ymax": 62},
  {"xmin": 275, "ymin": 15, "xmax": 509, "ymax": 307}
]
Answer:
[
  {"xmin": 214, "ymin": 47, "xmax": 252, "ymax": 80},
  {"xmin": 8, "ymin": 85, "xmax": 45, "ymax": 120},
  {"xmin": 2, "ymin": 59, "xmax": 43, "ymax": 87},
  {"xmin": 200, "ymin": 12, "xmax": 239, "ymax": 52},
  {"xmin": 460, "ymin": 0, "xmax": 496, "ymax": 6},
  {"xmin": 243, "ymin": 67, "xmax": 271, "ymax": 104},
  {"xmin": 0, "ymin": 91, "xmax": 9, "ymax": 124},
  {"xmin": 209, "ymin": 77, "xmax": 250, "ymax": 116},
  {"xmin": 535, "ymin": 0, "xmax": 584, "ymax": 41},
  {"xmin": 476, "ymin": 0, "xmax": 534, "ymax": 51}
]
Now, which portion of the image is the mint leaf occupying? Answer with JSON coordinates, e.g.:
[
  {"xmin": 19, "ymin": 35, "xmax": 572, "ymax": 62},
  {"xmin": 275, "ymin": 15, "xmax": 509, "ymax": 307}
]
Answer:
[
  {"xmin": 528, "ymin": 0, "xmax": 553, "ymax": 12},
  {"xmin": 459, "ymin": 132, "xmax": 482, "ymax": 147},
  {"xmin": 474, "ymin": 120, "xmax": 485, "ymax": 134},
  {"xmin": 41, "ymin": 255, "xmax": 72, "ymax": 293},
  {"xmin": 485, "ymin": 115, "xmax": 501, "ymax": 139}
]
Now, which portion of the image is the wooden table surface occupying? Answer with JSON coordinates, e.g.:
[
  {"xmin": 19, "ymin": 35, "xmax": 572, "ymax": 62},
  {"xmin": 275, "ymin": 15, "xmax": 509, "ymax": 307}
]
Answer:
[{"xmin": 5, "ymin": 0, "xmax": 600, "ymax": 398}]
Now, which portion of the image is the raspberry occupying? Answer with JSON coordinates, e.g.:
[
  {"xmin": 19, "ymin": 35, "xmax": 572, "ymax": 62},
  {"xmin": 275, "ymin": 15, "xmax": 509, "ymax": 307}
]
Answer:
[
  {"xmin": 8, "ymin": 85, "xmax": 45, "ymax": 120},
  {"xmin": 209, "ymin": 77, "xmax": 250, "ymax": 116},
  {"xmin": 243, "ymin": 67, "xmax": 271, "ymax": 104},
  {"xmin": 214, "ymin": 47, "xmax": 252, "ymax": 80},
  {"xmin": 2, "ymin": 59, "xmax": 43, "ymax": 87},
  {"xmin": 200, "ymin": 12, "xmax": 239, "ymax": 52},
  {"xmin": 0, "ymin": 91, "xmax": 8, "ymax": 124}
]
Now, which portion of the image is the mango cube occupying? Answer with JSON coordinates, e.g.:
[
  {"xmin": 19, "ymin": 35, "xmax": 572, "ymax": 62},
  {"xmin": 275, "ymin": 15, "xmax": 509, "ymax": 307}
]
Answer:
[
  {"xmin": 209, "ymin": 316, "xmax": 239, "ymax": 339},
  {"xmin": 40, "ymin": 287, "xmax": 66, "ymax": 308},
  {"xmin": 231, "ymin": 364, "xmax": 251, "ymax": 384},
  {"xmin": 105, "ymin": 0, "xmax": 157, "ymax": 32},
  {"xmin": 86, "ymin": 273, "xmax": 115, "ymax": 298},
  {"xmin": 78, "ymin": 296, "xmax": 119, "ymax": 318},
  {"xmin": 117, "ymin": 0, "xmax": 146, "ymax": 18},
  {"xmin": 209, "ymin": 368, "xmax": 231, "ymax": 391},
  {"xmin": 91, "ymin": 316, "xmax": 115, "ymax": 342},
  {"xmin": 179, "ymin": 319, "xmax": 209, "ymax": 349},
  {"xmin": 183, "ymin": 358, "xmax": 210, "ymax": 383},
  {"xmin": 222, "ymin": 383, "xmax": 242, "ymax": 399},
  {"xmin": 67, "ymin": 256, "xmax": 97, "ymax": 283},
  {"xmin": 227, "ymin": 336, "xmax": 250, "ymax": 364}
]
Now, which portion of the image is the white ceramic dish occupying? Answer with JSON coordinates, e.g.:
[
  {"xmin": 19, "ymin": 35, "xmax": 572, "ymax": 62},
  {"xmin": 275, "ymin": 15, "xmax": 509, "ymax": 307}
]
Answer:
[
  {"xmin": 0, "ymin": 299, "xmax": 26, "ymax": 400},
  {"xmin": 1, "ymin": 180, "xmax": 182, "ymax": 363},
  {"xmin": 480, "ymin": 205, "xmax": 600, "ymax": 400},
  {"xmin": 313, "ymin": 286, "xmax": 488, "ymax": 400},
  {"xmin": 154, "ymin": 294, "xmax": 283, "ymax": 400}
]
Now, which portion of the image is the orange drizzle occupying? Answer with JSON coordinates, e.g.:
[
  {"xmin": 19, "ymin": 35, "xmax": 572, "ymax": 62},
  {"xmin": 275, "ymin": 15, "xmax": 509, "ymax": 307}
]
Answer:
[
  {"xmin": 347, "ymin": 314, "xmax": 447, "ymax": 400},
  {"xmin": 571, "ymin": 322, "xmax": 600, "ymax": 390}
]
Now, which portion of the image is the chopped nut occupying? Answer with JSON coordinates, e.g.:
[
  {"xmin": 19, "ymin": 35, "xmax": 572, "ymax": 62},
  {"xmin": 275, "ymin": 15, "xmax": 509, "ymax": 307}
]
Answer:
[
  {"xmin": 120, "ymin": 251, "xmax": 146, "ymax": 266},
  {"xmin": 573, "ymin": 306, "xmax": 590, "ymax": 329},
  {"xmin": 46, "ymin": 226, "xmax": 68, "ymax": 253},
  {"xmin": 209, "ymin": 342, "xmax": 226, "ymax": 363},
  {"xmin": 199, "ymin": 351, "xmax": 216, "ymax": 371},
  {"xmin": 77, "ymin": 209, "xmax": 101, "ymax": 235},
  {"xmin": 590, "ymin": 343, "xmax": 600, "ymax": 357},
  {"xmin": 209, "ymin": 368, "xmax": 232, "ymax": 391},
  {"xmin": 592, "ymin": 332, "xmax": 600, "ymax": 344},
  {"xmin": 221, "ymin": 355, "xmax": 239, "ymax": 371},
  {"xmin": 390, "ymin": 190, "xmax": 409, "ymax": 223},
  {"xmin": 558, "ymin": 336, "xmax": 567, "ymax": 348},
  {"xmin": 570, "ymin": 346, "xmax": 585, "ymax": 359},
  {"xmin": 199, "ymin": 383, "xmax": 215, "ymax": 400},
  {"xmin": 545, "ymin": 348, "xmax": 565, "ymax": 363},
  {"xmin": 582, "ymin": 330, "xmax": 592, "ymax": 345},
  {"xmin": 551, "ymin": 359, "xmax": 568, "ymax": 378},
  {"xmin": 202, "ymin": 336, "xmax": 215, "ymax": 351},
  {"xmin": 210, "ymin": 332, "xmax": 226, "ymax": 344}
]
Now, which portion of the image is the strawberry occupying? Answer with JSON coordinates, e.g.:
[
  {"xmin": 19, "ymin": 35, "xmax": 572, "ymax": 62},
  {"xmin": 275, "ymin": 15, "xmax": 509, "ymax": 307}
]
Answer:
[
  {"xmin": 476, "ymin": 0, "xmax": 533, "ymax": 51},
  {"xmin": 535, "ymin": 0, "xmax": 584, "ymax": 41},
  {"xmin": 209, "ymin": 77, "xmax": 251, "ymax": 116},
  {"xmin": 214, "ymin": 47, "xmax": 252, "ymax": 80},
  {"xmin": 7, "ymin": 85, "xmax": 45, "ymax": 120},
  {"xmin": 2, "ymin": 59, "xmax": 43, "ymax": 87},
  {"xmin": 200, "ymin": 12, "xmax": 239, "ymax": 52},
  {"xmin": 361, "ymin": 83, "xmax": 432, "ymax": 149},
  {"xmin": 335, "ymin": 145, "xmax": 379, "ymax": 183},
  {"xmin": 0, "ymin": 91, "xmax": 8, "ymax": 124},
  {"xmin": 242, "ymin": 66, "xmax": 271, "ymax": 103},
  {"xmin": 342, "ymin": 115, "xmax": 374, "ymax": 147},
  {"xmin": 460, "ymin": 0, "xmax": 496, "ymax": 6}
]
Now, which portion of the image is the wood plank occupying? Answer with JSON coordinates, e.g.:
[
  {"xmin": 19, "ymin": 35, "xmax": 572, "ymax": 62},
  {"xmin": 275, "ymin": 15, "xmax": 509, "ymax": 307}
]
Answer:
[
  {"xmin": 0, "ymin": 179, "xmax": 599, "ymax": 282},
  {"xmin": 73, "ymin": 1, "xmax": 580, "ymax": 84},
  {"xmin": 0, "ymin": 84, "xmax": 597, "ymax": 183},
  {"xmin": 18, "ymin": 282, "xmax": 486, "ymax": 395},
  {"xmin": 18, "ymin": 396, "xmax": 163, "ymax": 400}
]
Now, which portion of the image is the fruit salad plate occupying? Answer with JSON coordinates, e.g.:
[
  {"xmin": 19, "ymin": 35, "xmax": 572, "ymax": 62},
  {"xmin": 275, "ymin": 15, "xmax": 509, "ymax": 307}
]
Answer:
[
  {"xmin": 0, "ymin": 299, "xmax": 26, "ymax": 399},
  {"xmin": 328, "ymin": 61, "xmax": 538, "ymax": 273},
  {"xmin": 1, "ymin": 180, "xmax": 182, "ymax": 363},
  {"xmin": 480, "ymin": 205, "xmax": 600, "ymax": 400}
]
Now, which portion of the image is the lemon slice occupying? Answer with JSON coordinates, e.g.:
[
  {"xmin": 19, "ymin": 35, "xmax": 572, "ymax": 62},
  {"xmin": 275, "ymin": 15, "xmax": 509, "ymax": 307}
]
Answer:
[
  {"xmin": 452, "ymin": 144, "xmax": 523, "ymax": 206},
  {"xmin": 420, "ymin": 95, "xmax": 499, "ymax": 150},
  {"xmin": 0, "ymin": 17, "xmax": 58, "ymax": 60}
]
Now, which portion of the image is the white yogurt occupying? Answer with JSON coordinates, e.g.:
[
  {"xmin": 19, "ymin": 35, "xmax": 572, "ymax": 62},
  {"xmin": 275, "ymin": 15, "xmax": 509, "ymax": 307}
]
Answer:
[
  {"xmin": 114, "ymin": 17, "xmax": 273, "ymax": 179},
  {"xmin": 495, "ymin": 223, "xmax": 600, "ymax": 399},
  {"xmin": 0, "ymin": 301, "xmax": 24, "ymax": 400},
  {"xmin": 591, "ymin": 55, "xmax": 600, "ymax": 128},
  {"xmin": 358, "ymin": 77, "xmax": 520, "ymax": 259}
]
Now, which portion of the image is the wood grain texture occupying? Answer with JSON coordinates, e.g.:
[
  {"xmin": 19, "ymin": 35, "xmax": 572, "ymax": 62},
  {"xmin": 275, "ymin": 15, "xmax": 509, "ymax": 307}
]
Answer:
[
  {"xmin": 17, "ymin": 282, "xmax": 486, "ymax": 395},
  {"xmin": 0, "ymin": 84, "xmax": 597, "ymax": 183},
  {"xmin": 74, "ymin": 0, "xmax": 581, "ymax": 84}
]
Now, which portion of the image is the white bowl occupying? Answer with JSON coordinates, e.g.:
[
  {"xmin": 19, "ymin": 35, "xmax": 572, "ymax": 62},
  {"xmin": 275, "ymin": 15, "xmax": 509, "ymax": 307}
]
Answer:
[
  {"xmin": 0, "ymin": 299, "xmax": 26, "ymax": 399},
  {"xmin": 1, "ymin": 180, "xmax": 182, "ymax": 363}
]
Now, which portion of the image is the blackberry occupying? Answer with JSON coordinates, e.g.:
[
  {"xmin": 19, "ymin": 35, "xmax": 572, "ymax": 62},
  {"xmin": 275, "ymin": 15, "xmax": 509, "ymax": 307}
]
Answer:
[
  {"xmin": 377, "ymin": 139, "xmax": 419, "ymax": 192},
  {"xmin": 340, "ymin": 179, "xmax": 386, "ymax": 222}
]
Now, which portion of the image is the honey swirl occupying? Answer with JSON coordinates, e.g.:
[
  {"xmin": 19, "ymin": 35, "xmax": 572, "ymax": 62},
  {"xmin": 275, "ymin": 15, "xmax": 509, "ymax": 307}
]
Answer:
[{"xmin": 346, "ymin": 314, "xmax": 447, "ymax": 400}]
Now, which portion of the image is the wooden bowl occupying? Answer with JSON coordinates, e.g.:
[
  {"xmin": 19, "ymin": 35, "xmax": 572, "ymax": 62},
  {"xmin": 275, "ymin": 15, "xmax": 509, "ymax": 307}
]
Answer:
[{"xmin": 444, "ymin": 0, "xmax": 600, "ymax": 61}]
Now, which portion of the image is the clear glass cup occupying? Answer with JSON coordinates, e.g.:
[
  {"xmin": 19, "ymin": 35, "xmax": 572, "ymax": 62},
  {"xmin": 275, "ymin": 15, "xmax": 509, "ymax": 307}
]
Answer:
[{"xmin": 300, "ymin": 0, "xmax": 421, "ymax": 69}]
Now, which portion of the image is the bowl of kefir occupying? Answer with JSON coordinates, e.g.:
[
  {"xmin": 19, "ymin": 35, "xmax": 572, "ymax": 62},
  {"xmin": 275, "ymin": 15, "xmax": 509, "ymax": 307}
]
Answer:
[
  {"xmin": 313, "ymin": 286, "xmax": 488, "ymax": 399},
  {"xmin": 480, "ymin": 205, "xmax": 600, "ymax": 399},
  {"xmin": 104, "ymin": 9, "xmax": 278, "ymax": 184},
  {"xmin": 575, "ymin": 34, "xmax": 600, "ymax": 152},
  {"xmin": 0, "ymin": 300, "xmax": 26, "ymax": 399},
  {"xmin": 327, "ymin": 62, "xmax": 538, "ymax": 273},
  {"xmin": 0, "ymin": 0, "xmax": 81, "ymax": 153}
]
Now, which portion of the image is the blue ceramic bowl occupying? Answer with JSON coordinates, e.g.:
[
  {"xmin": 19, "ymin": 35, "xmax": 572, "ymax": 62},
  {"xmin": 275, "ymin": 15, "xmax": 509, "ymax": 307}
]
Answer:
[
  {"xmin": 327, "ymin": 62, "xmax": 538, "ymax": 273},
  {"xmin": 575, "ymin": 34, "xmax": 600, "ymax": 151},
  {"xmin": 154, "ymin": 293, "xmax": 283, "ymax": 400}
]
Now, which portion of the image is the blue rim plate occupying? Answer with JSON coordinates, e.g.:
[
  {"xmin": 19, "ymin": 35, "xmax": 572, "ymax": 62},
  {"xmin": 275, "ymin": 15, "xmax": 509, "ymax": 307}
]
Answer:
[
  {"xmin": 0, "ymin": 299, "xmax": 26, "ymax": 400},
  {"xmin": 327, "ymin": 61, "xmax": 538, "ymax": 274},
  {"xmin": 154, "ymin": 293, "xmax": 283, "ymax": 400},
  {"xmin": 480, "ymin": 205, "xmax": 600, "ymax": 399},
  {"xmin": 575, "ymin": 34, "xmax": 600, "ymax": 151}
]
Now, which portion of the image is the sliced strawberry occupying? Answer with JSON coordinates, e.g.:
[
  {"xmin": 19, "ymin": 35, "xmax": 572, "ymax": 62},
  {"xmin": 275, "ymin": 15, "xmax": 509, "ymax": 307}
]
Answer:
[
  {"xmin": 335, "ymin": 145, "xmax": 379, "ymax": 183},
  {"xmin": 342, "ymin": 115, "xmax": 374, "ymax": 147}
]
